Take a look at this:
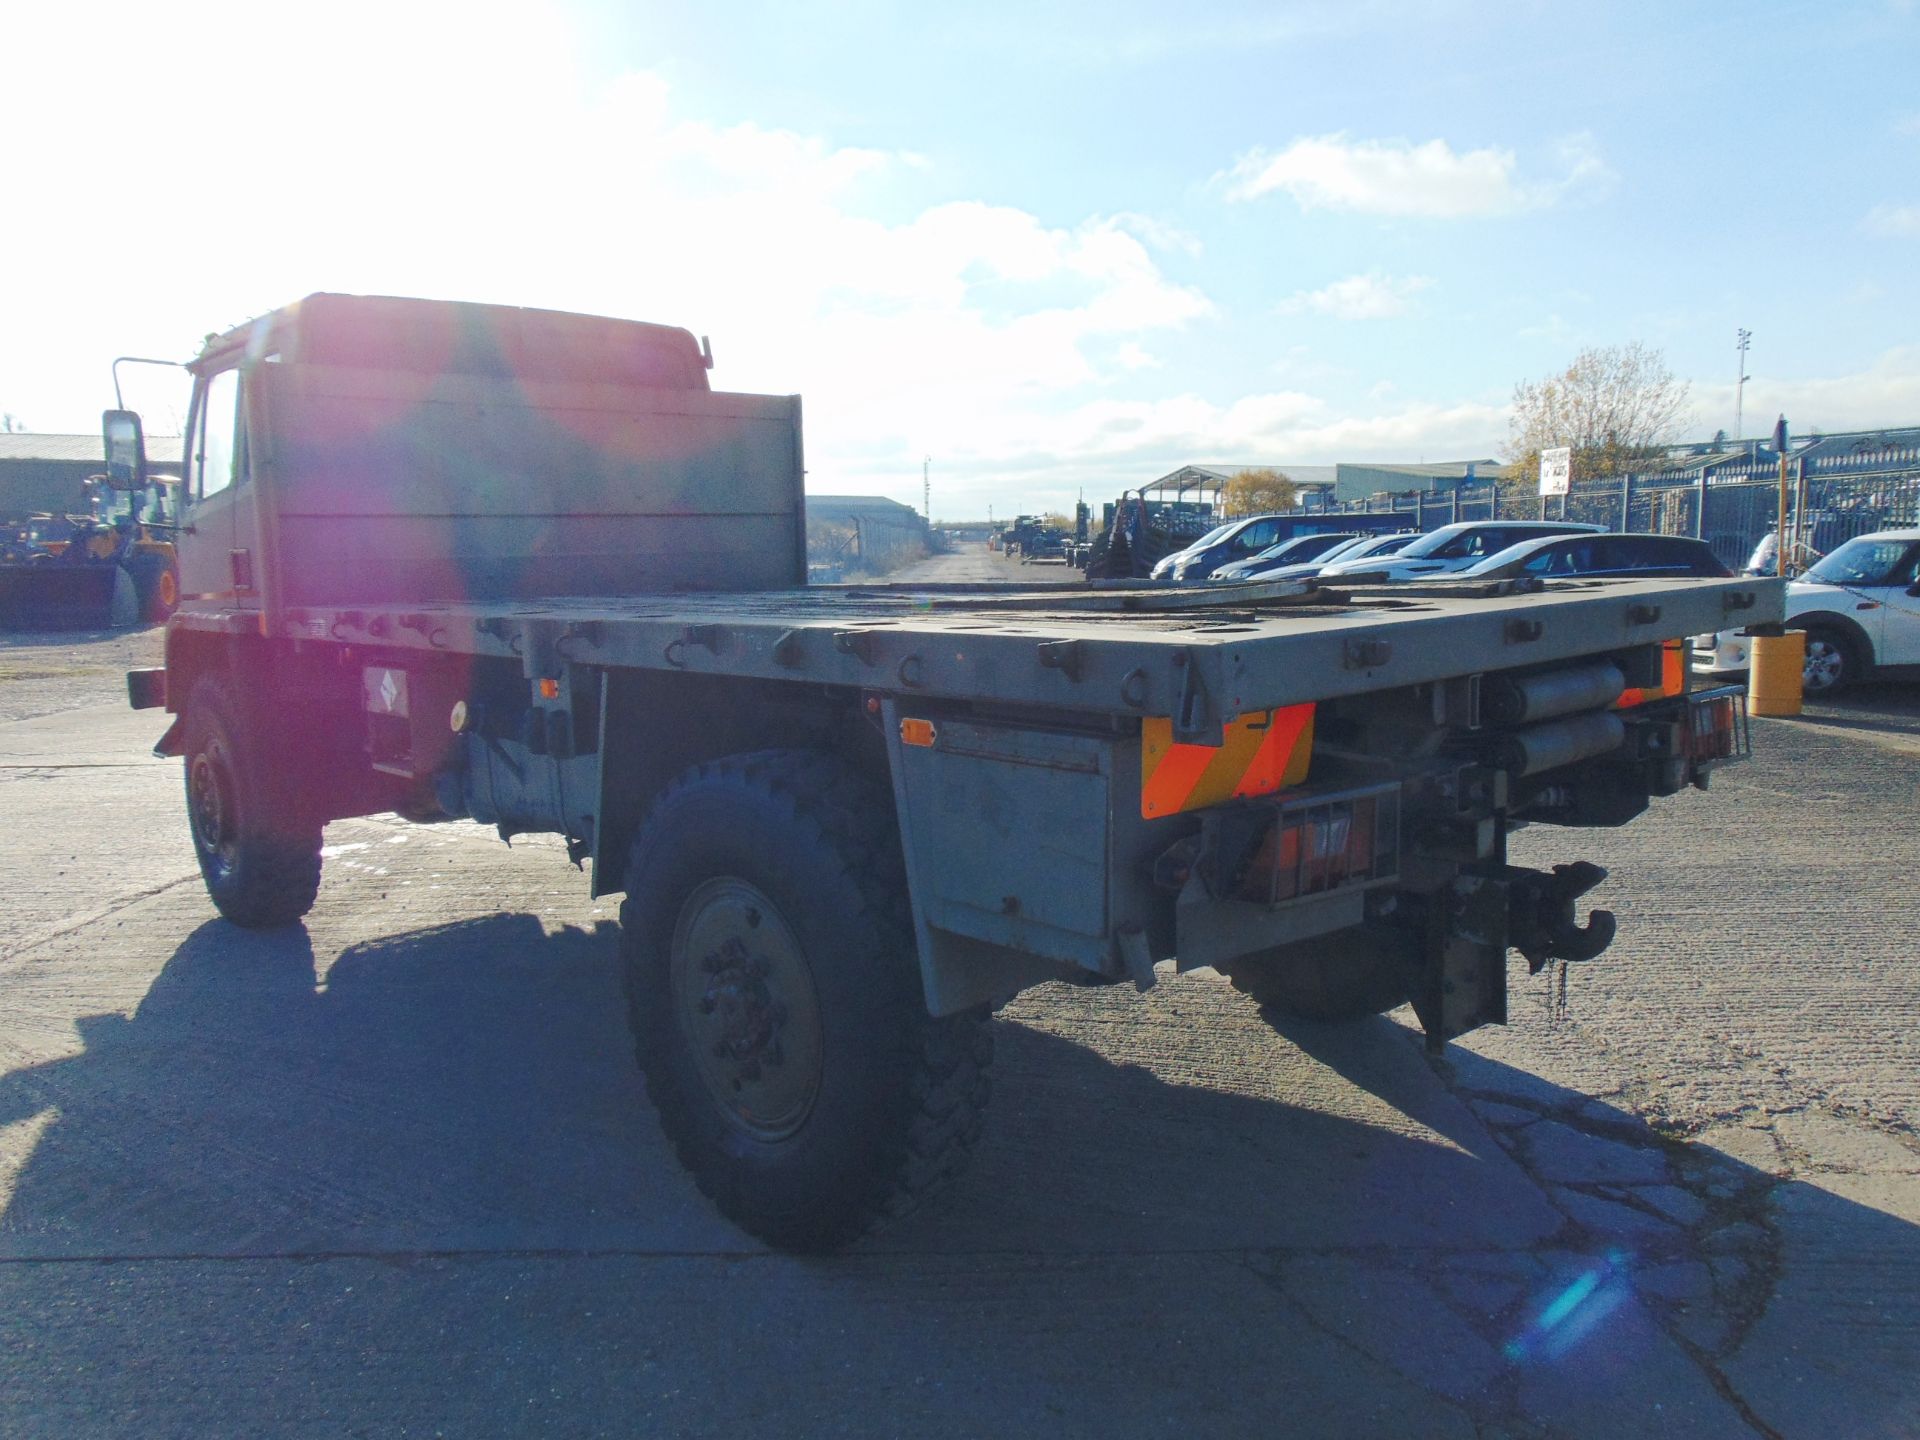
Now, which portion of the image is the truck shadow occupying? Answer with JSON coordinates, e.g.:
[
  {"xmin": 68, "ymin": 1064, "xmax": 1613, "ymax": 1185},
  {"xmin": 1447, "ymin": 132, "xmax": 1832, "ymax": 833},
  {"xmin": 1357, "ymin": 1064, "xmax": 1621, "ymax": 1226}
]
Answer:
[{"xmin": 0, "ymin": 920, "xmax": 1913, "ymax": 1434}]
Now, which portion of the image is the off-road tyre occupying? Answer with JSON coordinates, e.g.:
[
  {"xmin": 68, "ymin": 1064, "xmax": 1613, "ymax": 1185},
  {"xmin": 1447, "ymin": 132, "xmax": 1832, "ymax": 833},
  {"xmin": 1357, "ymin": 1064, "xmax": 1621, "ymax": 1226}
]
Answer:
[
  {"xmin": 182, "ymin": 676, "xmax": 323, "ymax": 928},
  {"xmin": 621, "ymin": 749, "xmax": 993, "ymax": 1252},
  {"xmin": 1220, "ymin": 927, "xmax": 1413, "ymax": 1022}
]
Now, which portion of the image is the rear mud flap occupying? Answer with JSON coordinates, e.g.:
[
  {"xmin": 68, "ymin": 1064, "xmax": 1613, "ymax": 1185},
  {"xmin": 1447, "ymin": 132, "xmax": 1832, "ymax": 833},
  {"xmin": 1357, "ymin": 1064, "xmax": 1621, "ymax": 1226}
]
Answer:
[
  {"xmin": 1410, "ymin": 874, "xmax": 1509, "ymax": 1051},
  {"xmin": 1409, "ymin": 862, "xmax": 1616, "ymax": 1051}
]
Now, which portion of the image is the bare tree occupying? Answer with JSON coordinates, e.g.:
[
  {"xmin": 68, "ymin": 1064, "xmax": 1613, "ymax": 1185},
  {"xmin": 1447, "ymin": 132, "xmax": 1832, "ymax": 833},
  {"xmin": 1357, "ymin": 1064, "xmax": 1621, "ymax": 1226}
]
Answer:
[
  {"xmin": 1223, "ymin": 467, "xmax": 1298, "ymax": 517},
  {"xmin": 1506, "ymin": 343, "xmax": 1690, "ymax": 491}
]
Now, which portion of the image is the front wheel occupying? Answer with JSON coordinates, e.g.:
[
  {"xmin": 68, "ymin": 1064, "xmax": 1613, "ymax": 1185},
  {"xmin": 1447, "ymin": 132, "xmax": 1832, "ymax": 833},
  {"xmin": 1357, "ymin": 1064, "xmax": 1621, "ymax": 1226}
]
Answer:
[
  {"xmin": 182, "ymin": 677, "xmax": 323, "ymax": 927},
  {"xmin": 1800, "ymin": 627, "xmax": 1858, "ymax": 695},
  {"xmin": 621, "ymin": 750, "xmax": 993, "ymax": 1252}
]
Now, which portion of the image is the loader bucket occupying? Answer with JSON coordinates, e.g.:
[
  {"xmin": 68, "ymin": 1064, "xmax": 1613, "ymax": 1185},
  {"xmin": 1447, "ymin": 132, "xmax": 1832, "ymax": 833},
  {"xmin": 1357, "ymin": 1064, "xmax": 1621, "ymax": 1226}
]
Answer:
[{"xmin": 0, "ymin": 562, "xmax": 140, "ymax": 630}]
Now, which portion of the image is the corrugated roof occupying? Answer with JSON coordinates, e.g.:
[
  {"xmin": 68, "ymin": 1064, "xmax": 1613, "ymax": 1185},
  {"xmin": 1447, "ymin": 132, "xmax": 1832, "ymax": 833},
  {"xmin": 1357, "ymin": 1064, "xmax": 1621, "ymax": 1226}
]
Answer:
[
  {"xmin": 0, "ymin": 432, "xmax": 184, "ymax": 463},
  {"xmin": 808, "ymin": 494, "xmax": 923, "ymax": 514},
  {"xmin": 1153, "ymin": 463, "xmax": 1337, "ymax": 488},
  {"xmin": 1340, "ymin": 459, "xmax": 1500, "ymax": 480}
]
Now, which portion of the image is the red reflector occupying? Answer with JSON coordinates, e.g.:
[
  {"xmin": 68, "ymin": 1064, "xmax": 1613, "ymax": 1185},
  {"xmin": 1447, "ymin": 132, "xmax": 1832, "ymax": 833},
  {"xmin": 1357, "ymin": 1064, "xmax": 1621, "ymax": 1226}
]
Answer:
[{"xmin": 1238, "ymin": 794, "xmax": 1387, "ymax": 904}]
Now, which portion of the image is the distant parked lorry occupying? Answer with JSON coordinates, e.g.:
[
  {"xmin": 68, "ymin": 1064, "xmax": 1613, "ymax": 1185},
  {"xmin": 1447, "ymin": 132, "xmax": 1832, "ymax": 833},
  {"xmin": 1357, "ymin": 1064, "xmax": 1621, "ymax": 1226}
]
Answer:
[{"xmin": 124, "ymin": 294, "xmax": 1779, "ymax": 1251}]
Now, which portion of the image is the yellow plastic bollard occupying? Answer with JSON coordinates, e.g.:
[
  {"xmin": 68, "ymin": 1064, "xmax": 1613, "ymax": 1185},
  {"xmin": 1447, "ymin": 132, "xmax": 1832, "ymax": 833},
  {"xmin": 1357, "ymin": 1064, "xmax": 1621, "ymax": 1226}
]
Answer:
[{"xmin": 1748, "ymin": 629, "xmax": 1806, "ymax": 717}]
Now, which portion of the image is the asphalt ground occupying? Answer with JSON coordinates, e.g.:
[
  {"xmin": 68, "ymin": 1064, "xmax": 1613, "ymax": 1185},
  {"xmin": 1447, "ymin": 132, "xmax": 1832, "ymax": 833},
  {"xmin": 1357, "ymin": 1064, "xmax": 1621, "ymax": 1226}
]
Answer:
[{"xmin": 1, "ymin": 570, "xmax": 1917, "ymax": 1439}]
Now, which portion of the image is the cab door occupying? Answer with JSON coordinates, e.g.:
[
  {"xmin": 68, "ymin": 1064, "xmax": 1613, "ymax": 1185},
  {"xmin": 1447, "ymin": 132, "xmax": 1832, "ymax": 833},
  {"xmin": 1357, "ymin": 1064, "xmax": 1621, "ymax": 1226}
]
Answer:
[{"xmin": 175, "ymin": 367, "xmax": 249, "ymax": 605}]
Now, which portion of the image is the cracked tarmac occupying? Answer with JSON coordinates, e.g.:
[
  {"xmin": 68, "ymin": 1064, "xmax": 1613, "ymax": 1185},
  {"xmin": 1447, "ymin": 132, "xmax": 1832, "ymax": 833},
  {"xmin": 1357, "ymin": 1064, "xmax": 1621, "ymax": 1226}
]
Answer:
[{"xmin": 0, "ymin": 605, "xmax": 1916, "ymax": 1438}]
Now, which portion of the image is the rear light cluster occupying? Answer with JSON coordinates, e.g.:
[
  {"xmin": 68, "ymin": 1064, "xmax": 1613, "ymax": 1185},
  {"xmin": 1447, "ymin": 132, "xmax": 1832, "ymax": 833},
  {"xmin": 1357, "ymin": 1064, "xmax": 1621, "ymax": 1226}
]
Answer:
[
  {"xmin": 1683, "ymin": 685, "xmax": 1749, "ymax": 765},
  {"xmin": 1235, "ymin": 784, "xmax": 1400, "ymax": 906}
]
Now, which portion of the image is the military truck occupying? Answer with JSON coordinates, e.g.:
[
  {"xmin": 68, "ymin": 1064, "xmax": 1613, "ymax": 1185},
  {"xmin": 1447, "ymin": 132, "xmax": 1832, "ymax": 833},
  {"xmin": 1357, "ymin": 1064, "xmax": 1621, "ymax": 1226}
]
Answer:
[{"xmin": 120, "ymin": 294, "xmax": 1779, "ymax": 1251}]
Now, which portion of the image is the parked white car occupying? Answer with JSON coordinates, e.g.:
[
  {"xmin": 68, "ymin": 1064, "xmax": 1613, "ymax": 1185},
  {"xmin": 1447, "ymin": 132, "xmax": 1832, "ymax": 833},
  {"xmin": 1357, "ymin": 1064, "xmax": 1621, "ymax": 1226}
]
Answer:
[
  {"xmin": 1240, "ymin": 530, "xmax": 1420, "ymax": 582},
  {"xmin": 1693, "ymin": 528, "xmax": 1920, "ymax": 694},
  {"xmin": 1314, "ymin": 520, "xmax": 1604, "ymax": 583},
  {"xmin": 1208, "ymin": 530, "xmax": 1360, "ymax": 581}
]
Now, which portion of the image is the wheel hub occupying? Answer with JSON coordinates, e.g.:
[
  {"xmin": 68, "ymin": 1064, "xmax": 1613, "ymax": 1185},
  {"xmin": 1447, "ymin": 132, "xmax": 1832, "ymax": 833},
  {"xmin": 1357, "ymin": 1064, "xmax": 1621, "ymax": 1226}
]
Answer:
[
  {"xmin": 188, "ymin": 745, "xmax": 238, "ymax": 877},
  {"xmin": 671, "ymin": 878, "xmax": 823, "ymax": 1141},
  {"xmin": 1804, "ymin": 640, "xmax": 1843, "ymax": 691}
]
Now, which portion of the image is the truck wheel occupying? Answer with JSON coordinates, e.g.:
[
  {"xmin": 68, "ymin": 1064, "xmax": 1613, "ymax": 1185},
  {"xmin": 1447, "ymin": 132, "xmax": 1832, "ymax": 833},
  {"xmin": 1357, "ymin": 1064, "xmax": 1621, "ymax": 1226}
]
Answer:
[
  {"xmin": 1221, "ymin": 928, "xmax": 1412, "ymax": 1022},
  {"xmin": 620, "ymin": 750, "xmax": 993, "ymax": 1252},
  {"xmin": 182, "ymin": 677, "xmax": 323, "ymax": 928}
]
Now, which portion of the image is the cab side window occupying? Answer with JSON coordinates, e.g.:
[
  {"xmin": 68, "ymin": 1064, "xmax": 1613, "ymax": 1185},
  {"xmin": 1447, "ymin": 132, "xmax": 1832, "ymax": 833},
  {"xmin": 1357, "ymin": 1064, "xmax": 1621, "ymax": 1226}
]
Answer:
[{"xmin": 195, "ymin": 369, "xmax": 244, "ymax": 499}]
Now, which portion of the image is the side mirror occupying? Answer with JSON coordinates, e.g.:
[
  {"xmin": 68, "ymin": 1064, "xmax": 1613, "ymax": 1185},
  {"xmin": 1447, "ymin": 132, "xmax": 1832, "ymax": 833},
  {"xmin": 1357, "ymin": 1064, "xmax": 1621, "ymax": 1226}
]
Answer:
[{"xmin": 102, "ymin": 409, "xmax": 147, "ymax": 491}]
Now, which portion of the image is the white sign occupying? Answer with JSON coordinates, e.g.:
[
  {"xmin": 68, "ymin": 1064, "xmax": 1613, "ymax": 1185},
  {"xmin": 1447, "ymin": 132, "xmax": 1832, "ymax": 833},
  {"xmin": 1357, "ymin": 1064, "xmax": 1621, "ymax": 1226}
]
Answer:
[{"xmin": 1538, "ymin": 446, "xmax": 1572, "ymax": 497}]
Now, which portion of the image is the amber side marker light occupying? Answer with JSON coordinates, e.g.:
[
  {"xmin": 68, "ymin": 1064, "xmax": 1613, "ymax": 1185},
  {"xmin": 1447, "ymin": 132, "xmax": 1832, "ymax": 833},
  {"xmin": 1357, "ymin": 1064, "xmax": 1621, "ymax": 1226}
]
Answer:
[{"xmin": 900, "ymin": 717, "xmax": 938, "ymax": 747}]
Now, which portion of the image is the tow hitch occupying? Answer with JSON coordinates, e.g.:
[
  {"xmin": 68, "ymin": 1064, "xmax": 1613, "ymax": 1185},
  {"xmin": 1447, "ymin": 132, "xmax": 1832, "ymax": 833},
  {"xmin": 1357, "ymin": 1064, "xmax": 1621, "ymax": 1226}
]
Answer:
[
  {"xmin": 1409, "ymin": 860, "xmax": 1617, "ymax": 1052},
  {"xmin": 1507, "ymin": 861, "xmax": 1616, "ymax": 969}
]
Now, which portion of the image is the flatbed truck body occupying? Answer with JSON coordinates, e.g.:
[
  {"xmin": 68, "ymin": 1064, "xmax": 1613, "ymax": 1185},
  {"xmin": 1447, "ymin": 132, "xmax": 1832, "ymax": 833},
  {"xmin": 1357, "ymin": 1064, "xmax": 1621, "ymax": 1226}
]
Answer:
[{"xmin": 117, "ymin": 294, "xmax": 1784, "ymax": 1250}]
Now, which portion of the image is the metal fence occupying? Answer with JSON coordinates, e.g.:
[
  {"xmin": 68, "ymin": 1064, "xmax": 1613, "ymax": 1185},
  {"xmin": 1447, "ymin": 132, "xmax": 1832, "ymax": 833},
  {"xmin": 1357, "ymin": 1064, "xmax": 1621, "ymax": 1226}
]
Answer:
[{"xmin": 1293, "ymin": 461, "xmax": 1920, "ymax": 572}]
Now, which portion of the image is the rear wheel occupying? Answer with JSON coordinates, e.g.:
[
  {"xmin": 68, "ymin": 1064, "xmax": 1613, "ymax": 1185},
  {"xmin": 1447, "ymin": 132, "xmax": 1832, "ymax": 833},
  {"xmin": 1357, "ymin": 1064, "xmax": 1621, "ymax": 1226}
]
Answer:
[
  {"xmin": 1220, "ymin": 927, "xmax": 1413, "ymax": 1022},
  {"xmin": 1801, "ymin": 626, "xmax": 1858, "ymax": 695},
  {"xmin": 621, "ymin": 749, "xmax": 992, "ymax": 1252},
  {"xmin": 182, "ymin": 677, "xmax": 323, "ymax": 928}
]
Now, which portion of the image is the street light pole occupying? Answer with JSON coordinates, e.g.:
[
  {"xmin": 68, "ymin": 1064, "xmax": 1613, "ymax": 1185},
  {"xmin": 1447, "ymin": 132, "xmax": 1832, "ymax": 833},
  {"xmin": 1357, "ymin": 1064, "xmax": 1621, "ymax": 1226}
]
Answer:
[
  {"xmin": 923, "ymin": 456, "xmax": 931, "ymax": 523},
  {"xmin": 1734, "ymin": 328, "xmax": 1752, "ymax": 442}
]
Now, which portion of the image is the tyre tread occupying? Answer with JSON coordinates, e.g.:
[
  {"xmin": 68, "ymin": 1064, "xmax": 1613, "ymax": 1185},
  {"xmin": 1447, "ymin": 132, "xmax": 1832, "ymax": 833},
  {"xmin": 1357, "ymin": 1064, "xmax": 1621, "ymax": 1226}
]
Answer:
[
  {"xmin": 183, "ymin": 677, "xmax": 323, "ymax": 929},
  {"xmin": 621, "ymin": 748, "xmax": 992, "ymax": 1251}
]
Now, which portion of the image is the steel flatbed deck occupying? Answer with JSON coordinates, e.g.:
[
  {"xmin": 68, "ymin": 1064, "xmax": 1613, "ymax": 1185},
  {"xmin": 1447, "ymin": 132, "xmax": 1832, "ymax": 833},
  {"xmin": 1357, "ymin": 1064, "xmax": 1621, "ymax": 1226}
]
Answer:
[{"xmin": 195, "ymin": 573, "xmax": 1769, "ymax": 741}]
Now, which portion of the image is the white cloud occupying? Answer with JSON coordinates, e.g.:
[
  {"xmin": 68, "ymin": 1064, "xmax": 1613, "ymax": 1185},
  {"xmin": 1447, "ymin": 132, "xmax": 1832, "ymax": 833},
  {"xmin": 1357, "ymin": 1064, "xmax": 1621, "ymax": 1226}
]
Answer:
[
  {"xmin": 1691, "ymin": 347, "xmax": 1920, "ymax": 438},
  {"xmin": 1864, "ymin": 204, "xmax": 1920, "ymax": 237},
  {"xmin": 0, "ymin": 3, "xmax": 1216, "ymax": 517},
  {"xmin": 1279, "ymin": 272, "xmax": 1433, "ymax": 320},
  {"xmin": 1222, "ymin": 132, "xmax": 1612, "ymax": 217}
]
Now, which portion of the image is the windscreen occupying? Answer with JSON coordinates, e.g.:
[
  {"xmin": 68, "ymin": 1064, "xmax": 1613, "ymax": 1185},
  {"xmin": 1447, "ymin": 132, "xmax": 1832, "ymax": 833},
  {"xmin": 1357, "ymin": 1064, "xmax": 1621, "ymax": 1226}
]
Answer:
[
  {"xmin": 1352, "ymin": 533, "xmax": 1418, "ymax": 557},
  {"xmin": 1394, "ymin": 525, "xmax": 1471, "ymax": 559},
  {"xmin": 1804, "ymin": 537, "xmax": 1915, "ymax": 586}
]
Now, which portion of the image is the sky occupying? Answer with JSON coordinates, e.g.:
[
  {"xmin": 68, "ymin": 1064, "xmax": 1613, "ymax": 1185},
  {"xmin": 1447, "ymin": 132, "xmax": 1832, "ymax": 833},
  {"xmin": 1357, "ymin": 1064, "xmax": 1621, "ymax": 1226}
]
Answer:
[{"xmin": 3, "ymin": 0, "xmax": 1917, "ymax": 518}]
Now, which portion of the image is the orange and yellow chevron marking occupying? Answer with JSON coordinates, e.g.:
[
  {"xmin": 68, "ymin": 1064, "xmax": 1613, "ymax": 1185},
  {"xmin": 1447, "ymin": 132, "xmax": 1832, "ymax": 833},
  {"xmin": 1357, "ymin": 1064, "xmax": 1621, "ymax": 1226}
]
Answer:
[
  {"xmin": 1613, "ymin": 639, "xmax": 1686, "ymax": 709},
  {"xmin": 1141, "ymin": 704, "xmax": 1315, "ymax": 818}
]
